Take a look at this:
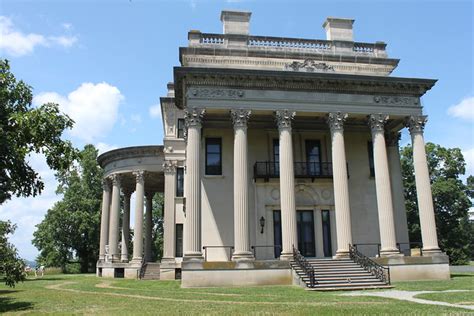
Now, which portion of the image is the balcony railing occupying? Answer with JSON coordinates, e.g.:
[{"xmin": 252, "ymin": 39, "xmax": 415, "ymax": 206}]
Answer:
[{"xmin": 254, "ymin": 161, "xmax": 333, "ymax": 180}]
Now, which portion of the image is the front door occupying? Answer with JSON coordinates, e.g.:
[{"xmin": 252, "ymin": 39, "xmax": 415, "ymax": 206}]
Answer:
[
  {"xmin": 321, "ymin": 210, "xmax": 332, "ymax": 257},
  {"xmin": 297, "ymin": 211, "xmax": 316, "ymax": 257}
]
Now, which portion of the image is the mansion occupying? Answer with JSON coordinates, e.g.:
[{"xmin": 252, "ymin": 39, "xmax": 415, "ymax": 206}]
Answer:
[{"xmin": 96, "ymin": 11, "xmax": 449, "ymax": 289}]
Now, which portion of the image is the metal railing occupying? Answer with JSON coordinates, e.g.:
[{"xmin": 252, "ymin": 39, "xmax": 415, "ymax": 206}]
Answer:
[
  {"xmin": 251, "ymin": 245, "xmax": 282, "ymax": 258},
  {"xmin": 349, "ymin": 244, "xmax": 390, "ymax": 285},
  {"xmin": 139, "ymin": 258, "xmax": 146, "ymax": 279},
  {"xmin": 202, "ymin": 246, "xmax": 234, "ymax": 261},
  {"xmin": 254, "ymin": 161, "xmax": 333, "ymax": 180},
  {"xmin": 292, "ymin": 245, "xmax": 316, "ymax": 288}
]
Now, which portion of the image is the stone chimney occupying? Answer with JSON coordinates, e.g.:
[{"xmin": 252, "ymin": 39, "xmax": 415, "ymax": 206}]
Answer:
[
  {"xmin": 220, "ymin": 10, "xmax": 252, "ymax": 35},
  {"xmin": 167, "ymin": 82, "xmax": 174, "ymax": 97},
  {"xmin": 323, "ymin": 17, "xmax": 355, "ymax": 41}
]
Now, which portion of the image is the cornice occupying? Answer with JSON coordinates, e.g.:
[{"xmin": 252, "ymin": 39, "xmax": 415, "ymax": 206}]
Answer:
[{"xmin": 97, "ymin": 145, "xmax": 164, "ymax": 168}]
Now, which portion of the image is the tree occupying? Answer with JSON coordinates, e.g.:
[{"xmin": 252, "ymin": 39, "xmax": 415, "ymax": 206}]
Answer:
[
  {"xmin": 33, "ymin": 145, "xmax": 102, "ymax": 272},
  {"xmin": 151, "ymin": 193, "xmax": 164, "ymax": 262},
  {"xmin": 401, "ymin": 143, "xmax": 474, "ymax": 264},
  {"xmin": 0, "ymin": 59, "xmax": 78, "ymax": 205},
  {"xmin": 0, "ymin": 220, "xmax": 26, "ymax": 287}
]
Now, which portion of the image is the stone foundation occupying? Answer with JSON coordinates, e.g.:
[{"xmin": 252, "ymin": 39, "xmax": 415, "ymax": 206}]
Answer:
[
  {"xmin": 374, "ymin": 254, "xmax": 450, "ymax": 281},
  {"xmin": 181, "ymin": 260, "xmax": 291, "ymax": 288},
  {"xmin": 96, "ymin": 260, "xmax": 141, "ymax": 279}
]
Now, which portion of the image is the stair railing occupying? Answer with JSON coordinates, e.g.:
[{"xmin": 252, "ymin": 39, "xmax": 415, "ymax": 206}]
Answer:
[
  {"xmin": 292, "ymin": 245, "xmax": 316, "ymax": 287},
  {"xmin": 349, "ymin": 244, "xmax": 391, "ymax": 285},
  {"xmin": 139, "ymin": 258, "xmax": 146, "ymax": 279}
]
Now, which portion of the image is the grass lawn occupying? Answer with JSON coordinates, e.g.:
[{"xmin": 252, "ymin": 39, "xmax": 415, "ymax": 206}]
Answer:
[{"xmin": 0, "ymin": 273, "xmax": 473, "ymax": 315}]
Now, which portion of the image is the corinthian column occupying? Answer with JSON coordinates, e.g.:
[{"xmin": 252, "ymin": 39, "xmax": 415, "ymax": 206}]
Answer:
[
  {"xmin": 327, "ymin": 112, "xmax": 352, "ymax": 258},
  {"xmin": 144, "ymin": 191, "xmax": 154, "ymax": 262},
  {"xmin": 406, "ymin": 116, "xmax": 441, "ymax": 254},
  {"xmin": 108, "ymin": 174, "xmax": 121, "ymax": 261},
  {"xmin": 99, "ymin": 179, "xmax": 111, "ymax": 261},
  {"xmin": 132, "ymin": 170, "xmax": 145, "ymax": 262},
  {"xmin": 275, "ymin": 110, "xmax": 297, "ymax": 260},
  {"xmin": 162, "ymin": 161, "xmax": 177, "ymax": 260},
  {"xmin": 183, "ymin": 107, "xmax": 205, "ymax": 261},
  {"xmin": 369, "ymin": 114, "xmax": 400, "ymax": 257},
  {"xmin": 231, "ymin": 109, "xmax": 254, "ymax": 261},
  {"xmin": 121, "ymin": 189, "xmax": 132, "ymax": 262}
]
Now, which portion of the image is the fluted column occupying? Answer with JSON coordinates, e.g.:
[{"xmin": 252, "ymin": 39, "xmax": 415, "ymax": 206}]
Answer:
[
  {"xmin": 121, "ymin": 189, "xmax": 132, "ymax": 262},
  {"xmin": 183, "ymin": 107, "xmax": 205, "ymax": 260},
  {"xmin": 369, "ymin": 114, "xmax": 400, "ymax": 256},
  {"xmin": 108, "ymin": 174, "xmax": 121, "ymax": 261},
  {"xmin": 275, "ymin": 110, "xmax": 297, "ymax": 260},
  {"xmin": 132, "ymin": 171, "xmax": 145, "ymax": 262},
  {"xmin": 144, "ymin": 191, "xmax": 154, "ymax": 262},
  {"xmin": 231, "ymin": 109, "xmax": 254, "ymax": 261},
  {"xmin": 162, "ymin": 161, "xmax": 177, "ymax": 260},
  {"xmin": 99, "ymin": 179, "xmax": 111, "ymax": 261},
  {"xmin": 406, "ymin": 116, "xmax": 441, "ymax": 254},
  {"xmin": 327, "ymin": 112, "xmax": 352, "ymax": 258}
]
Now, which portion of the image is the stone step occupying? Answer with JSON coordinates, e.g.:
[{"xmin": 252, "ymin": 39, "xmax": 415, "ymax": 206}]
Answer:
[
  {"xmin": 301, "ymin": 275, "xmax": 378, "ymax": 281},
  {"xmin": 307, "ymin": 284, "xmax": 393, "ymax": 291}
]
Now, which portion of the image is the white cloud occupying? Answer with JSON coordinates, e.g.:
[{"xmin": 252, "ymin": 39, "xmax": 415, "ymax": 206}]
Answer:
[
  {"xmin": 149, "ymin": 104, "xmax": 161, "ymax": 119},
  {"xmin": 34, "ymin": 82, "xmax": 124, "ymax": 142},
  {"xmin": 463, "ymin": 147, "xmax": 474, "ymax": 176},
  {"xmin": 0, "ymin": 16, "xmax": 78, "ymax": 57},
  {"xmin": 447, "ymin": 96, "xmax": 474, "ymax": 121},
  {"xmin": 96, "ymin": 142, "xmax": 118, "ymax": 155}
]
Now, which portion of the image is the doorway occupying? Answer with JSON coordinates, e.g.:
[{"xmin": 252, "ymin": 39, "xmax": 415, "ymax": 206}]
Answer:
[
  {"xmin": 273, "ymin": 210, "xmax": 316, "ymax": 258},
  {"xmin": 321, "ymin": 210, "xmax": 332, "ymax": 257}
]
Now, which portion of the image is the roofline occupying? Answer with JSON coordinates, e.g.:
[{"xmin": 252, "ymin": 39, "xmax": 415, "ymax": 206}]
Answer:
[{"xmin": 97, "ymin": 145, "xmax": 164, "ymax": 168}]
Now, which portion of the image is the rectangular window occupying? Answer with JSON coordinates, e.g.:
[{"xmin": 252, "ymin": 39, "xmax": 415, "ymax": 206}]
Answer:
[
  {"xmin": 273, "ymin": 139, "xmax": 279, "ymax": 176},
  {"xmin": 177, "ymin": 119, "xmax": 185, "ymax": 139},
  {"xmin": 305, "ymin": 140, "xmax": 321, "ymax": 176},
  {"xmin": 273, "ymin": 210, "xmax": 282, "ymax": 258},
  {"xmin": 176, "ymin": 168, "xmax": 184, "ymax": 197},
  {"xmin": 205, "ymin": 138, "xmax": 222, "ymax": 175},
  {"xmin": 175, "ymin": 224, "xmax": 183, "ymax": 257},
  {"xmin": 368, "ymin": 141, "xmax": 375, "ymax": 177}
]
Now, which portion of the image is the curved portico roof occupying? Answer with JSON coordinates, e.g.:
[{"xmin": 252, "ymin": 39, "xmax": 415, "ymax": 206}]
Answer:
[{"xmin": 98, "ymin": 145, "xmax": 165, "ymax": 193}]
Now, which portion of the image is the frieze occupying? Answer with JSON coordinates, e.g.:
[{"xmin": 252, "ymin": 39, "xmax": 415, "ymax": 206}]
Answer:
[
  {"xmin": 190, "ymin": 88, "xmax": 245, "ymax": 99},
  {"xmin": 285, "ymin": 59, "xmax": 335, "ymax": 72},
  {"xmin": 373, "ymin": 95, "xmax": 419, "ymax": 106}
]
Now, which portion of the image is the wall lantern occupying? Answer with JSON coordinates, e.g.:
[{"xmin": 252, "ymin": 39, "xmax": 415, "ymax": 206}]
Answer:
[{"xmin": 259, "ymin": 216, "xmax": 265, "ymax": 234}]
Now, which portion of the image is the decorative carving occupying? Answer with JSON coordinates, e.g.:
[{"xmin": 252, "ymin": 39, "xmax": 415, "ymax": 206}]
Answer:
[
  {"xmin": 190, "ymin": 88, "xmax": 245, "ymax": 99},
  {"xmin": 373, "ymin": 95, "xmax": 419, "ymax": 106},
  {"xmin": 184, "ymin": 107, "xmax": 205, "ymax": 128},
  {"xmin": 327, "ymin": 112, "xmax": 348, "ymax": 132},
  {"xmin": 275, "ymin": 109, "xmax": 296, "ymax": 130},
  {"xmin": 230, "ymin": 109, "xmax": 251, "ymax": 128},
  {"xmin": 102, "ymin": 178, "xmax": 111, "ymax": 191},
  {"xmin": 163, "ymin": 160, "xmax": 177, "ymax": 174},
  {"xmin": 133, "ymin": 170, "xmax": 145, "ymax": 184},
  {"xmin": 109, "ymin": 174, "xmax": 121, "ymax": 186},
  {"xmin": 285, "ymin": 59, "xmax": 335, "ymax": 72},
  {"xmin": 406, "ymin": 115, "xmax": 427, "ymax": 134},
  {"xmin": 368, "ymin": 114, "xmax": 389, "ymax": 133},
  {"xmin": 385, "ymin": 132, "xmax": 401, "ymax": 147},
  {"xmin": 270, "ymin": 188, "xmax": 280, "ymax": 201},
  {"xmin": 163, "ymin": 146, "xmax": 173, "ymax": 154}
]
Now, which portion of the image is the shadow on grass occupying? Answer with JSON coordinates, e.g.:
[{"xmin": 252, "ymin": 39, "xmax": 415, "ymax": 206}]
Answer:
[
  {"xmin": 24, "ymin": 277, "xmax": 65, "ymax": 282},
  {"xmin": 451, "ymin": 274, "xmax": 474, "ymax": 278},
  {"xmin": 0, "ymin": 296, "xmax": 33, "ymax": 313}
]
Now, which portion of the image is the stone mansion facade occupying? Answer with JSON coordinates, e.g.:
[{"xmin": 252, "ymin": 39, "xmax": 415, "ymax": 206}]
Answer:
[{"xmin": 96, "ymin": 11, "xmax": 449, "ymax": 288}]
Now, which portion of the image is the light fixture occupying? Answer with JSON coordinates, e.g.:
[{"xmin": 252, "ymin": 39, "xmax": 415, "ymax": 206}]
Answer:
[{"xmin": 259, "ymin": 216, "xmax": 265, "ymax": 234}]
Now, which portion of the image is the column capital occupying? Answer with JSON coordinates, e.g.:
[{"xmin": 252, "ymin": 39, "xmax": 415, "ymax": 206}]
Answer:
[
  {"xmin": 109, "ymin": 173, "xmax": 121, "ymax": 186},
  {"xmin": 406, "ymin": 115, "xmax": 427, "ymax": 135},
  {"xmin": 368, "ymin": 113, "xmax": 389, "ymax": 134},
  {"xmin": 163, "ymin": 160, "xmax": 177, "ymax": 174},
  {"xmin": 275, "ymin": 109, "xmax": 296, "ymax": 130},
  {"xmin": 385, "ymin": 132, "xmax": 401, "ymax": 147},
  {"xmin": 327, "ymin": 112, "xmax": 348, "ymax": 132},
  {"xmin": 102, "ymin": 178, "xmax": 111, "ymax": 191},
  {"xmin": 230, "ymin": 108, "xmax": 251, "ymax": 129},
  {"xmin": 184, "ymin": 107, "xmax": 205, "ymax": 128},
  {"xmin": 133, "ymin": 170, "xmax": 145, "ymax": 184}
]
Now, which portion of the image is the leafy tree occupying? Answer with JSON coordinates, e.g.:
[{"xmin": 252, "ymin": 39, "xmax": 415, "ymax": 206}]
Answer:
[
  {"xmin": 151, "ymin": 193, "xmax": 164, "ymax": 262},
  {"xmin": 0, "ymin": 59, "xmax": 78, "ymax": 205},
  {"xmin": 33, "ymin": 145, "xmax": 102, "ymax": 272},
  {"xmin": 401, "ymin": 143, "xmax": 474, "ymax": 264},
  {"xmin": 0, "ymin": 220, "xmax": 26, "ymax": 287}
]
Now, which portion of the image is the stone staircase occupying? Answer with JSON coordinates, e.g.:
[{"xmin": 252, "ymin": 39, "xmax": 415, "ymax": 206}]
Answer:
[
  {"xmin": 291, "ymin": 257, "xmax": 392, "ymax": 291},
  {"xmin": 141, "ymin": 263, "xmax": 161, "ymax": 280}
]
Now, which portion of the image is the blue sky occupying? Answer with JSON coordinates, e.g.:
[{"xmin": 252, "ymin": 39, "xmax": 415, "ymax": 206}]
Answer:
[{"xmin": 0, "ymin": 0, "xmax": 472, "ymax": 260}]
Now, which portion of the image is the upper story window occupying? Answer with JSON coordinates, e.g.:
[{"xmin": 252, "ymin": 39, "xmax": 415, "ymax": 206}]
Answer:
[
  {"xmin": 205, "ymin": 138, "xmax": 222, "ymax": 175},
  {"xmin": 305, "ymin": 140, "xmax": 321, "ymax": 175},
  {"xmin": 273, "ymin": 139, "xmax": 279, "ymax": 162},
  {"xmin": 176, "ymin": 167, "xmax": 184, "ymax": 197},
  {"xmin": 177, "ymin": 119, "xmax": 185, "ymax": 139},
  {"xmin": 368, "ymin": 141, "xmax": 375, "ymax": 177}
]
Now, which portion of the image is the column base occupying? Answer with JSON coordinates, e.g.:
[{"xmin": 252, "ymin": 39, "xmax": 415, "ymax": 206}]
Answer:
[
  {"xmin": 232, "ymin": 251, "xmax": 255, "ymax": 262},
  {"xmin": 183, "ymin": 252, "xmax": 204, "ymax": 262},
  {"xmin": 279, "ymin": 252, "xmax": 294, "ymax": 261},
  {"xmin": 121, "ymin": 255, "xmax": 129, "ymax": 262},
  {"xmin": 422, "ymin": 248, "xmax": 444, "ymax": 256},
  {"xmin": 380, "ymin": 249, "xmax": 404, "ymax": 257},
  {"xmin": 334, "ymin": 250, "xmax": 350, "ymax": 259},
  {"xmin": 109, "ymin": 254, "xmax": 121, "ymax": 262},
  {"xmin": 131, "ymin": 257, "xmax": 143, "ymax": 264}
]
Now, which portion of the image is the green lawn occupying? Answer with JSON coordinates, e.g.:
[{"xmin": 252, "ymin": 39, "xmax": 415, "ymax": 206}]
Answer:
[{"xmin": 1, "ymin": 273, "xmax": 473, "ymax": 315}]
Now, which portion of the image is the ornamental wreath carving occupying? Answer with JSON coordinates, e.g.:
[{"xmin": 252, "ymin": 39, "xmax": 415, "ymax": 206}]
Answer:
[
  {"xmin": 230, "ymin": 109, "xmax": 251, "ymax": 128},
  {"xmin": 190, "ymin": 88, "xmax": 245, "ymax": 99},
  {"xmin": 373, "ymin": 95, "xmax": 419, "ymax": 106},
  {"xmin": 285, "ymin": 59, "xmax": 335, "ymax": 72}
]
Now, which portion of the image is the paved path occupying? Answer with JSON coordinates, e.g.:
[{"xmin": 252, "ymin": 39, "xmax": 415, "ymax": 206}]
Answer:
[{"xmin": 343, "ymin": 289, "xmax": 474, "ymax": 311}]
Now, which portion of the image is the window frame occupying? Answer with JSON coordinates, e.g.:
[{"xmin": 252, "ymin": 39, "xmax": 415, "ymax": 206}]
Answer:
[
  {"xmin": 177, "ymin": 119, "xmax": 185, "ymax": 139},
  {"xmin": 176, "ymin": 167, "xmax": 184, "ymax": 197},
  {"xmin": 368, "ymin": 141, "xmax": 375, "ymax": 177},
  {"xmin": 205, "ymin": 137, "xmax": 222, "ymax": 175}
]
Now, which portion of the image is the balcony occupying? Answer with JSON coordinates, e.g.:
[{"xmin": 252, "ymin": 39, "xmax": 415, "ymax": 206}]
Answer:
[{"xmin": 254, "ymin": 161, "xmax": 333, "ymax": 181}]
